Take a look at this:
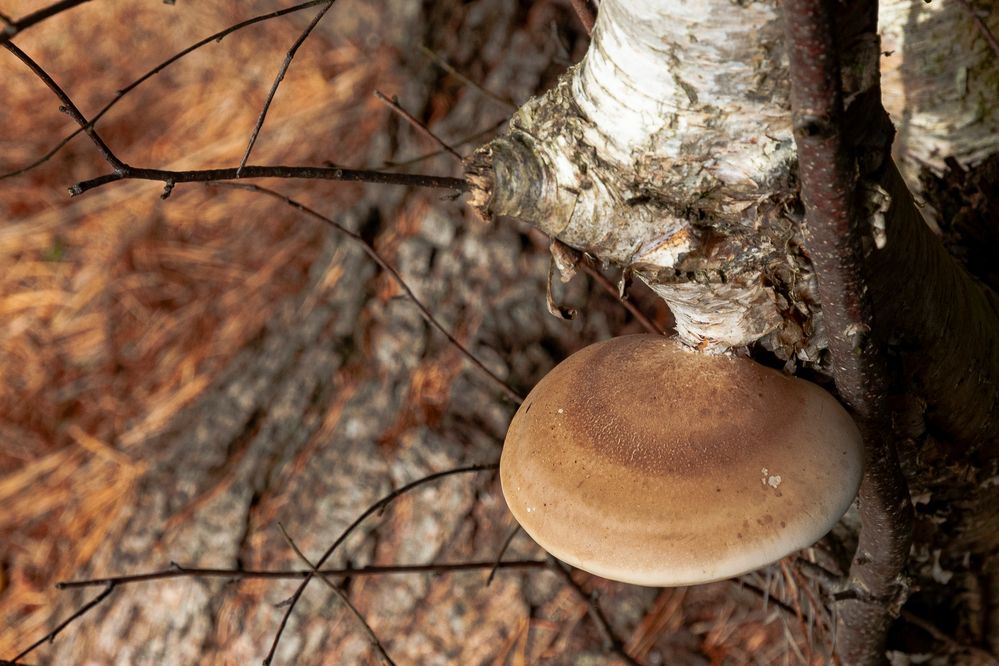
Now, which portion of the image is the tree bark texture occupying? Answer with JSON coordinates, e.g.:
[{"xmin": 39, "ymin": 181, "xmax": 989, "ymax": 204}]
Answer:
[
  {"xmin": 782, "ymin": 2, "xmax": 913, "ymax": 662},
  {"xmin": 468, "ymin": 0, "xmax": 803, "ymax": 354},
  {"xmin": 880, "ymin": 0, "xmax": 999, "ymax": 183}
]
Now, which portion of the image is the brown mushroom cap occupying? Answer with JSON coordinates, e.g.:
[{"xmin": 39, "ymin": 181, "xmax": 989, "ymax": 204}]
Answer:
[{"xmin": 500, "ymin": 334, "xmax": 864, "ymax": 586}]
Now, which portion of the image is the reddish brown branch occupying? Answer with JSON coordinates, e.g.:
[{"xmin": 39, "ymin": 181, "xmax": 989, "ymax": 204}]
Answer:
[
  {"xmin": 580, "ymin": 260, "xmax": 664, "ymax": 336},
  {"xmin": 782, "ymin": 1, "xmax": 913, "ymax": 663},
  {"xmin": 569, "ymin": 0, "xmax": 596, "ymax": 35},
  {"xmin": 954, "ymin": 0, "xmax": 999, "ymax": 58}
]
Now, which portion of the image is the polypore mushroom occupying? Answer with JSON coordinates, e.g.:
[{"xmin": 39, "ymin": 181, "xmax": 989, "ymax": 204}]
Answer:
[{"xmin": 500, "ymin": 334, "xmax": 864, "ymax": 586}]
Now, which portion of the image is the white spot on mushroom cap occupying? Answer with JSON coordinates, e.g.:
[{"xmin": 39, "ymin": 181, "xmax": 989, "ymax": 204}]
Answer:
[{"xmin": 761, "ymin": 467, "xmax": 783, "ymax": 488}]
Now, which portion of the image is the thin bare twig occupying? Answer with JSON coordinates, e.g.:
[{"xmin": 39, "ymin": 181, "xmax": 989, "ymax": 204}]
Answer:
[
  {"xmin": 218, "ymin": 183, "xmax": 522, "ymax": 404},
  {"xmin": 0, "ymin": 0, "xmax": 94, "ymax": 44},
  {"xmin": 781, "ymin": 1, "xmax": 913, "ymax": 663},
  {"xmin": 380, "ymin": 119, "xmax": 507, "ymax": 170},
  {"xmin": 237, "ymin": 1, "xmax": 337, "ymax": 173},
  {"xmin": 0, "ymin": 0, "xmax": 332, "ymax": 181},
  {"xmin": 263, "ymin": 463, "xmax": 499, "ymax": 665},
  {"xmin": 14, "ymin": 560, "xmax": 543, "ymax": 664},
  {"xmin": 486, "ymin": 524, "xmax": 522, "ymax": 586},
  {"xmin": 277, "ymin": 524, "xmax": 396, "ymax": 666},
  {"xmin": 579, "ymin": 260, "xmax": 664, "ymax": 335},
  {"xmin": 2, "ymin": 41, "xmax": 466, "ymax": 197},
  {"xmin": 419, "ymin": 46, "xmax": 516, "ymax": 111},
  {"xmin": 547, "ymin": 559, "xmax": 641, "ymax": 666},
  {"xmin": 374, "ymin": 90, "xmax": 463, "ymax": 162},
  {"xmin": 72, "ymin": 165, "xmax": 467, "ymax": 197},
  {"xmin": 2, "ymin": 42, "xmax": 124, "ymax": 169},
  {"xmin": 9, "ymin": 584, "xmax": 115, "ymax": 663},
  {"xmin": 57, "ymin": 559, "xmax": 547, "ymax": 590},
  {"xmin": 733, "ymin": 577, "xmax": 800, "ymax": 619}
]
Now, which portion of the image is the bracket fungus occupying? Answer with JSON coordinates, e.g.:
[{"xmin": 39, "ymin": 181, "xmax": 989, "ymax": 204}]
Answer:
[{"xmin": 500, "ymin": 334, "xmax": 864, "ymax": 586}]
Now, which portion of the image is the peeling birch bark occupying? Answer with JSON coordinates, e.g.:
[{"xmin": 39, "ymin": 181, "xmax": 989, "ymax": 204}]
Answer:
[
  {"xmin": 468, "ymin": 0, "xmax": 809, "ymax": 354},
  {"xmin": 880, "ymin": 0, "xmax": 999, "ymax": 185}
]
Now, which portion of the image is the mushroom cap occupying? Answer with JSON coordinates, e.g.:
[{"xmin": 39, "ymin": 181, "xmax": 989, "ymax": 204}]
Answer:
[{"xmin": 500, "ymin": 334, "xmax": 864, "ymax": 586}]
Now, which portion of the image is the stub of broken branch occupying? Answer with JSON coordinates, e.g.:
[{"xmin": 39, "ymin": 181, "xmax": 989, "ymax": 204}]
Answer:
[
  {"xmin": 464, "ymin": 135, "xmax": 549, "ymax": 226},
  {"xmin": 464, "ymin": 146, "xmax": 496, "ymax": 222}
]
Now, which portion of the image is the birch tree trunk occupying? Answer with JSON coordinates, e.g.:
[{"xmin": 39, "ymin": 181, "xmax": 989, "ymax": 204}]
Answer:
[
  {"xmin": 880, "ymin": 0, "xmax": 999, "ymax": 191},
  {"xmin": 469, "ymin": 0, "xmax": 999, "ymax": 662}
]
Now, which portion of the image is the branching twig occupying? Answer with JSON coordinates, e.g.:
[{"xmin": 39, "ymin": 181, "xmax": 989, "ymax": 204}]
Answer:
[
  {"xmin": 2, "ymin": 41, "xmax": 467, "ymax": 198},
  {"xmin": 11, "ymin": 560, "xmax": 544, "ymax": 663},
  {"xmin": 2, "ymin": 42, "xmax": 124, "ymax": 169},
  {"xmin": 218, "ymin": 183, "xmax": 522, "ymax": 404},
  {"xmin": 9, "ymin": 584, "xmax": 115, "ymax": 663},
  {"xmin": 237, "ymin": 1, "xmax": 337, "ymax": 173},
  {"xmin": 486, "ymin": 524, "xmax": 522, "ymax": 586},
  {"xmin": 0, "ymin": 0, "xmax": 333, "ymax": 180},
  {"xmin": 0, "ymin": 0, "xmax": 94, "ymax": 44},
  {"xmin": 277, "ymin": 524, "xmax": 396, "ymax": 666},
  {"xmin": 782, "ymin": 1, "xmax": 913, "ymax": 663},
  {"xmin": 263, "ymin": 463, "xmax": 499, "ymax": 664},
  {"xmin": 374, "ymin": 90, "xmax": 463, "ymax": 161},
  {"xmin": 56, "ymin": 559, "xmax": 547, "ymax": 590}
]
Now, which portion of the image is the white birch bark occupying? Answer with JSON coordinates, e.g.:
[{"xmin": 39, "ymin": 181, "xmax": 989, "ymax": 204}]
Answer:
[
  {"xmin": 468, "ymin": 0, "xmax": 988, "ymax": 362},
  {"xmin": 880, "ymin": 0, "xmax": 999, "ymax": 187},
  {"xmin": 468, "ymin": 0, "xmax": 823, "ymax": 355}
]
